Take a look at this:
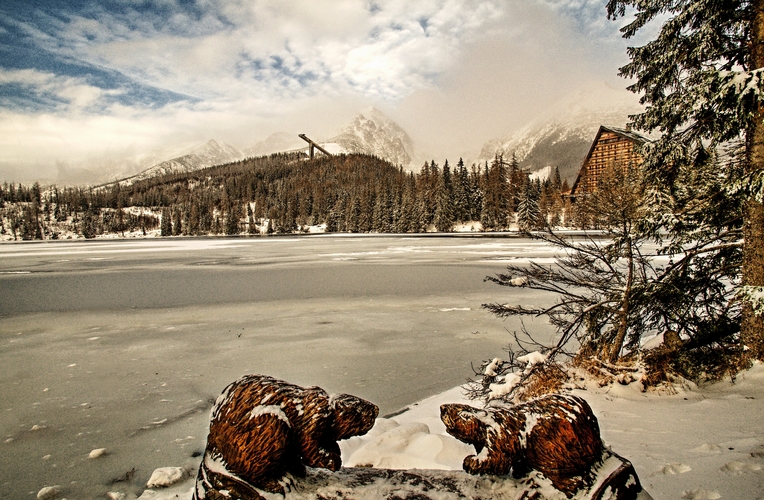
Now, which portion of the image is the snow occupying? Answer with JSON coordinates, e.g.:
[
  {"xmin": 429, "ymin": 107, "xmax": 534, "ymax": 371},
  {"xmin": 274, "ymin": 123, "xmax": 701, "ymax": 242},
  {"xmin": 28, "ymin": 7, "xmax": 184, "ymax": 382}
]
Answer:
[
  {"xmin": 488, "ymin": 373, "xmax": 522, "ymax": 400},
  {"xmin": 529, "ymin": 165, "xmax": 554, "ymax": 182},
  {"xmin": 145, "ymin": 467, "xmax": 187, "ymax": 488},
  {"xmin": 739, "ymin": 285, "xmax": 764, "ymax": 317},
  {"xmin": 452, "ymin": 221, "xmax": 483, "ymax": 232},
  {"xmin": 249, "ymin": 405, "xmax": 291, "ymax": 425},
  {"xmin": 641, "ymin": 332, "xmax": 665, "ymax": 350},
  {"xmin": 36, "ymin": 485, "xmax": 61, "ymax": 500},
  {"xmin": 572, "ymin": 362, "xmax": 764, "ymax": 499},
  {"xmin": 484, "ymin": 357, "xmax": 503, "ymax": 376},
  {"xmin": 88, "ymin": 447, "xmax": 108, "ymax": 459},
  {"xmin": 518, "ymin": 351, "xmax": 547, "ymax": 369},
  {"xmin": 327, "ymin": 107, "xmax": 416, "ymax": 168},
  {"xmin": 124, "ymin": 139, "xmax": 243, "ymax": 186},
  {"xmin": 509, "ymin": 276, "xmax": 530, "ymax": 286},
  {"xmin": 317, "ymin": 142, "xmax": 347, "ymax": 155},
  {"xmin": 132, "ymin": 363, "xmax": 764, "ymax": 499}
]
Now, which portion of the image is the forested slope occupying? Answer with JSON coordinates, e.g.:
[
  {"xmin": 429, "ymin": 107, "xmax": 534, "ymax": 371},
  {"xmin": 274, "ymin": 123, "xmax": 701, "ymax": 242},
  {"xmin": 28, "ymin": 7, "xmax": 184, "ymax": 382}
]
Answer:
[{"xmin": 0, "ymin": 152, "xmax": 568, "ymax": 239}]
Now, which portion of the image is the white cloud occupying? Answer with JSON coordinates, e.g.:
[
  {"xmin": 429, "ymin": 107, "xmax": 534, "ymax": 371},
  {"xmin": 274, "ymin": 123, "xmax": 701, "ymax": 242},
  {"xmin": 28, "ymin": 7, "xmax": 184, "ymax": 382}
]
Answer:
[
  {"xmin": 72, "ymin": 0, "xmax": 506, "ymax": 102},
  {"xmin": 0, "ymin": 0, "xmax": 636, "ymax": 182},
  {"xmin": 0, "ymin": 68, "xmax": 109, "ymax": 110}
]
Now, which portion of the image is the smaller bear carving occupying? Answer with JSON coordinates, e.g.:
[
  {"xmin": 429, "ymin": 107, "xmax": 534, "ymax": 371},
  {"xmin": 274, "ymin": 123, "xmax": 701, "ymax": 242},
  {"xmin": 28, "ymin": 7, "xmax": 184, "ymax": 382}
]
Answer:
[
  {"xmin": 194, "ymin": 374, "xmax": 378, "ymax": 500},
  {"xmin": 440, "ymin": 394, "xmax": 603, "ymax": 496}
]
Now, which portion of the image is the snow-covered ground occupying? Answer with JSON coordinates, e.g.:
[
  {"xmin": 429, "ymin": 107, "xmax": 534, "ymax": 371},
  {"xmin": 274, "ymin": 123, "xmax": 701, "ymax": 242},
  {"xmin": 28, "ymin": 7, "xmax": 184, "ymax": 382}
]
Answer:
[
  {"xmin": 135, "ymin": 363, "xmax": 764, "ymax": 500},
  {"xmin": 578, "ymin": 364, "xmax": 764, "ymax": 500}
]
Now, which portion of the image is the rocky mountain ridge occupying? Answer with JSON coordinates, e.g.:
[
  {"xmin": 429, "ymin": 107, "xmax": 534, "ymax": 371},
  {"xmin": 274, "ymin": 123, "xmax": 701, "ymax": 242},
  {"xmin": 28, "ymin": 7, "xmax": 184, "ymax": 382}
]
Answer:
[
  {"xmin": 326, "ymin": 107, "xmax": 416, "ymax": 168},
  {"xmin": 107, "ymin": 86, "xmax": 642, "ymax": 187},
  {"xmin": 117, "ymin": 139, "xmax": 243, "ymax": 186}
]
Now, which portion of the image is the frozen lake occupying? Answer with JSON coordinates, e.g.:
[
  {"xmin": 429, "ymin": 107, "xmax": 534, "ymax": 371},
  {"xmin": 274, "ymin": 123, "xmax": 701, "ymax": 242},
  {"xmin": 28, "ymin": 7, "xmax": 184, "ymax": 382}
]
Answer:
[{"xmin": 0, "ymin": 234, "xmax": 559, "ymax": 498}]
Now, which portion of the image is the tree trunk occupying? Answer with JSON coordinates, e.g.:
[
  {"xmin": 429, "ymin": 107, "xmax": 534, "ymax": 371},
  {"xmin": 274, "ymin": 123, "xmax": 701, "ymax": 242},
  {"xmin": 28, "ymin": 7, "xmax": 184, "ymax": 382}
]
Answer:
[
  {"xmin": 609, "ymin": 232, "xmax": 634, "ymax": 364},
  {"xmin": 743, "ymin": 0, "xmax": 764, "ymax": 361}
]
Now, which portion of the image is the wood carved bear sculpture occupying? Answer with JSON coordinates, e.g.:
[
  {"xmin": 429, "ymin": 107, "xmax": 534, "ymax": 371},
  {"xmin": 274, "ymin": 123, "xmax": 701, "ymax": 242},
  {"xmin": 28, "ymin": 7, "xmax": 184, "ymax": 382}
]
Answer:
[
  {"xmin": 440, "ymin": 394, "xmax": 603, "ymax": 496},
  {"xmin": 194, "ymin": 374, "xmax": 379, "ymax": 500}
]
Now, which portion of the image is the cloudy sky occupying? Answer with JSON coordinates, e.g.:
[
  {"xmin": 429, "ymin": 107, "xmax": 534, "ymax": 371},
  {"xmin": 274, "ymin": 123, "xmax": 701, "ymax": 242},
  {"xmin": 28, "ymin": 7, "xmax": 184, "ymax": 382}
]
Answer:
[{"xmin": 0, "ymin": 0, "xmax": 640, "ymax": 184}]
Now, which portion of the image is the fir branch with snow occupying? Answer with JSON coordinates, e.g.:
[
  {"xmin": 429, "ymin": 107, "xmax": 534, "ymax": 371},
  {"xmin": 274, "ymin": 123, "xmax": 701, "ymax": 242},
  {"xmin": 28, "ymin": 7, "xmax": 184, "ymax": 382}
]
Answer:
[{"xmin": 606, "ymin": 0, "xmax": 764, "ymax": 361}]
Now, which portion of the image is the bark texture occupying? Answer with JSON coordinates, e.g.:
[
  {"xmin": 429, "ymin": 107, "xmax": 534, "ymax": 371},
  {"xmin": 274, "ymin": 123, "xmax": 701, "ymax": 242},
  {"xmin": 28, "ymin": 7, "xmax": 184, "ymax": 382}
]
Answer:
[{"xmin": 743, "ymin": 0, "xmax": 764, "ymax": 361}]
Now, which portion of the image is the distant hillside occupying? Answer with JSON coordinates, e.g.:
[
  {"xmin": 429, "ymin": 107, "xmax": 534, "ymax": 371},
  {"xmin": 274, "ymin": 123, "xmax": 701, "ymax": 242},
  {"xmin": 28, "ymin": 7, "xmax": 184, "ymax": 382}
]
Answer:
[
  {"xmin": 119, "ymin": 139, "xmax": 243, "ymax": 186},
  {"xmin": 4, "ymin": 149, "xmax": 576, "ymax": 240}
]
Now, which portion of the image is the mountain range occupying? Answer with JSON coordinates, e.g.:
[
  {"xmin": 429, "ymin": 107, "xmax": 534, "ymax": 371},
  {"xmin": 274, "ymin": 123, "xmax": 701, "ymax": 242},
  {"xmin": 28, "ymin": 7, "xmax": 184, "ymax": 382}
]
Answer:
[{"xmin": 105, "ymin": 87, "xmax": 642, "ymax": 187}]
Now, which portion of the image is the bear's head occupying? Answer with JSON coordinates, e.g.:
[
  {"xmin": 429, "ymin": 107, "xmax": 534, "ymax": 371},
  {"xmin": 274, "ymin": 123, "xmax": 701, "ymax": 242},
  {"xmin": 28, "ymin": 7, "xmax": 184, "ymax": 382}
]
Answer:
[
  {"xmin": 330, "ymin": 393, "xmax": 379, "ymax": 440},
  {"xmin": 440, "ymin": 403, "xmax": 488, "ymax": 453}
]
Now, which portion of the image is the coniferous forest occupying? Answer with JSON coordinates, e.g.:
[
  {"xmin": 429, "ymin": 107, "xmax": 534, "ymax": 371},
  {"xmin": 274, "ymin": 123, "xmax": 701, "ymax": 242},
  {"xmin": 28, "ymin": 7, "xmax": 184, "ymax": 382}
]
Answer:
[{"xmin": 0, "ymin": 152, "xmax": 573, "ymax": 240}]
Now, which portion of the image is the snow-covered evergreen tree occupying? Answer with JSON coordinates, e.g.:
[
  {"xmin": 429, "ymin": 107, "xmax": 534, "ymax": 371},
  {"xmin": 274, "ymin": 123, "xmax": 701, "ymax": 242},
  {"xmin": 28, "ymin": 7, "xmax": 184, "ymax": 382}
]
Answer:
[
  {"xmin": 516, "ymin": 179, "xmax": 542, "ymax": 231},
  {"xmin": 607, "ymin": 0, "xmax": 764, "ymax": 360},
  {"xmin": 481, "ymin": 156, "xmax": 509, "ymax": 229},
  {"xmin": 434, "ymin": 160, "xmax": 454, "ymax": 231},
  {"xmin": 225, "ymin": 203, "xmax": 240, "ymax": 235}
]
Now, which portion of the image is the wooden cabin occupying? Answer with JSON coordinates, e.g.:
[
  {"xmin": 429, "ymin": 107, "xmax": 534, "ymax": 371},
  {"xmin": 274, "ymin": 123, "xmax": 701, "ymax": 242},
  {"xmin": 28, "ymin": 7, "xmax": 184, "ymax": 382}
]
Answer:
[{"xmin": 569, "ymin": 126, "xmax": 648, "ymax": 199}]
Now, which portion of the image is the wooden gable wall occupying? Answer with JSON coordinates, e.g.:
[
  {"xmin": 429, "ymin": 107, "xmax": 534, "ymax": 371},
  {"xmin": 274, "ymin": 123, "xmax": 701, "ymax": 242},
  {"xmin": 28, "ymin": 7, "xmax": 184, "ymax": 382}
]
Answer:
[{"xmin": 570, "ymin": 126, "xmax": 645, "ymax": 197}]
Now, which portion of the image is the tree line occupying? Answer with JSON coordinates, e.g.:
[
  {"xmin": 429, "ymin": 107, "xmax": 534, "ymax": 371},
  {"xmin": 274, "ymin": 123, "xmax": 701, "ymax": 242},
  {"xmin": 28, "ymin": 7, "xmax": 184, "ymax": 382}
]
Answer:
[{"xmin": 0, "ymin": 151, "xmax": 577, "ymax": 240}]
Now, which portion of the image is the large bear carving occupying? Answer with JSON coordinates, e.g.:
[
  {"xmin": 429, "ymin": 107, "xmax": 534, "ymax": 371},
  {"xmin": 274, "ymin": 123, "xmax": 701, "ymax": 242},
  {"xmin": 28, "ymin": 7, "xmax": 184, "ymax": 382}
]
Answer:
[
  {"xmin": 194, "ymin": 374, "xmax": 378, "ymax": 500},
  {"xmin": 440, "ymin": 394, "xmax": 603, "ymax": 496}
]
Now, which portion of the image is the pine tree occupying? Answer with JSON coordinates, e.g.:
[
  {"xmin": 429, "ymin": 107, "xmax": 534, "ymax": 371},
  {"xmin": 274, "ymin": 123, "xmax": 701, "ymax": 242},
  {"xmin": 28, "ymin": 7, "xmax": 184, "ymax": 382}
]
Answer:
[
  {"xmin": 547, "ymin": 167, "xmax": 564, "ymax": 227},
  {"xmin": 200, "ymin": 203, "xmax": 212, "ymax": 234},
  {"xmin": 516, "ymin": 178, "xmax": 542, "ymax": 231},
  {"xmin": 347, "ymin": 196, "xmax": 361, "ymax": 233},
  {"xmin": 81, "ymin": 206, "xmax": 100, "ymax": 239},
  {"xmin": 452, "ymin": 158, "xmax": 470, "ymax": 222},
  {"xmin": 482, "ymin": 156, "xmax": 509, "ymax": 229},
  {"xmin": 160, "ymin": 207, "xmax": 172, "ymax": 236},
  {"xmin": 607, "ymin": 0, "xmax": 762, "ymax": 360},
  {"xmin": 434, "ymin": 160, "xmax": 454, "ymax": 231},
  {"xmin": 506, "ymin": 153, "xmax": 523, "ymax": 213},
  {"xmin": 172, "ymin": 205, "xmax": 183, "ymax": 236},
  {"xmin": 469, "ymin": 165, "xmax": 484, "ymax": 222}
]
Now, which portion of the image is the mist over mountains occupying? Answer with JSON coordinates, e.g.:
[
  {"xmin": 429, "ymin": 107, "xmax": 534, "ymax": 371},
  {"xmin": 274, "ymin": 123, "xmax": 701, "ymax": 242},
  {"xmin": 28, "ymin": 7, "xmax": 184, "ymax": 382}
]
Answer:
[
  {"xmin": 107, "ymin": 108, "xmax": 419, "ymax": 186},
  {"xmin": 119, "ymin": 140, "xmax": 243, "ymax": 185},
  {"xmin": 43, "ymin": 87, "xmax": 641, "ymax": 188},
  {"xmin": 476, "ymin": 86, "xmax": 643, "ymax": 183}
]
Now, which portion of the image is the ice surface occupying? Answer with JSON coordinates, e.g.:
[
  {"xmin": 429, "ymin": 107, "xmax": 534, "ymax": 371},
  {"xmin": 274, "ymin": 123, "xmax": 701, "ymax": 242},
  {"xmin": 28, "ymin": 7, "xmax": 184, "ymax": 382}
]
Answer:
[
  {"xmin": 3, "ymin": 235, "xmax": 762, "ymax": 500},
  {"xmin": 0, "ymin": 235, "xmax": 556, "ymax": 498}
]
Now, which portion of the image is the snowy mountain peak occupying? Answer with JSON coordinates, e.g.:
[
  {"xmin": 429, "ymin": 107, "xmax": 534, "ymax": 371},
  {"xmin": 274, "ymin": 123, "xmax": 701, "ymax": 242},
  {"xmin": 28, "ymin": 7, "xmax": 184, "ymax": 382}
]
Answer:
[{"xmin": 328, "ymin": 108, "xmax": 416, "ymax": 168}]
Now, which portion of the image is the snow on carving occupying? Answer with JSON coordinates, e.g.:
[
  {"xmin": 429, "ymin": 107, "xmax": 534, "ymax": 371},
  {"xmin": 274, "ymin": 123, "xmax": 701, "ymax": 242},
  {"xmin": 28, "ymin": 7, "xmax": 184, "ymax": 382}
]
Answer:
[{"xmin": 193, "ymin": 374, "xmax": 378, "ymax": 500}]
